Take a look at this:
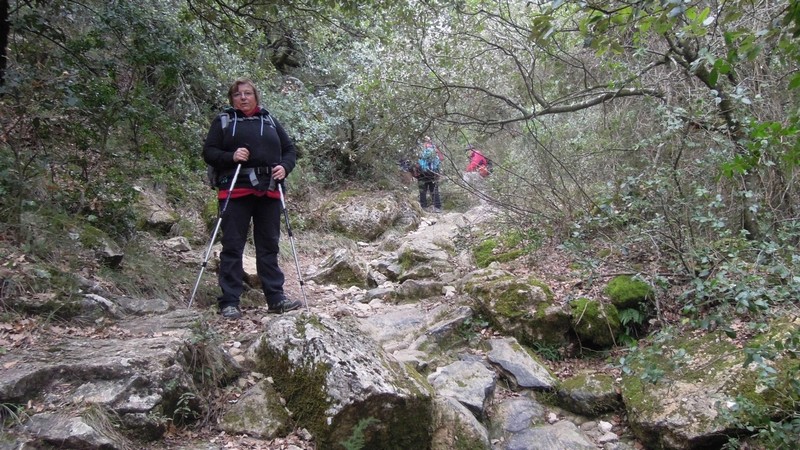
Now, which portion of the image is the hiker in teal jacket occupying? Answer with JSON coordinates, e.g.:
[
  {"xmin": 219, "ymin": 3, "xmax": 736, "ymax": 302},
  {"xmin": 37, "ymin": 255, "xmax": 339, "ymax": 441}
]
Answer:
[
  {"xmin": 417, "ymin": 136, "xmax": 443, "ymax": 213},
  {"xmin": 202, "ymin": 78, "xmax": 302, "ymax": 319}
]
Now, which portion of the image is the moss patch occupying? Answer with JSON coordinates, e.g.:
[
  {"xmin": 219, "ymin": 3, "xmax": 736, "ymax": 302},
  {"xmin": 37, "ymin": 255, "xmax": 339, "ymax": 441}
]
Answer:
[
  {"xmin": 329, "ymin": 394, "xmax": 433, "ymax": 450},
  {"xmin": 472, "ymin": 238, "xmax": 498, "ymax": 268},
  {"xmin": 398, "ymin": 249, "xmax": 418, "ymax": 272},
  {"xmin": 334, "ymin": 190, "xmax": 360, "ymax": 202},
  {"xmin": 471, "ymin": 230, "xmax": 542, "ymax": 269},
  {"xmin": 494, "ymin": 286, "xmax": 533, "ymax": 319},
  {"xmin": 255, "ymin": 340, "xmax": 332, "ymax": 442},
  {"xmin": 77, "ymin": 224, "xmax": 110, "ymax": 249},
  {"xmin": 202, "ymin": 198, "xmax": 218, "ymax": 231},
  {"xmin": 605, "ymin": 275, "xmax": 653, "ymax": 309}
]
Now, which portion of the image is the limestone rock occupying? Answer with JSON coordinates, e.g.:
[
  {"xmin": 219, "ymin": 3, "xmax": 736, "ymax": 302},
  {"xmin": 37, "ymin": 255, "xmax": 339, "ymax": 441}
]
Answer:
[
  {"xmin": 557, "ymin": 372, "xmax": 622, "ymax": 417},
  {"xmin": 487, "ymin": 395, "xmax": 547, "ymax": 444},
  {"xmin": 427, "ymin": 360, "xmax": 496, "ymax": 418},
  {"xmin": 487, "ymin": 337, "xmax": 557, "ymax": 390},
  {"xmin": 252, "ymin": 314, "xmax": 433, "ymax": 449},
  {"xmin": 219, "ymin": 381, "xmax": 291, "ymax": 438},
  {"xmin": 325, "ymin": 191, "xmax": 403, "ymax": 241},
  {"xmin": 307, "ymin": 248, "xmax": 367, "ymax": 288},
  {"xmin": 431, "ymin": 395, "xmax": 490, "ymax": 450},
  {"xmin": 0, "ymin": 310, "xmax": 240, "ymax": 446}
]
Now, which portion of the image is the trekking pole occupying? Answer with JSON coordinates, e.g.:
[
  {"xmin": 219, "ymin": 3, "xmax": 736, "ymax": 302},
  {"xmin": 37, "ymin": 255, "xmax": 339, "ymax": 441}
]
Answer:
[
  {"xmin": 277, "ymin": 182, "xmax": 310, "ymax": 312},
  {"xmin": 188, "ymin": 164, "xmax": 242, "ymax": 307}
]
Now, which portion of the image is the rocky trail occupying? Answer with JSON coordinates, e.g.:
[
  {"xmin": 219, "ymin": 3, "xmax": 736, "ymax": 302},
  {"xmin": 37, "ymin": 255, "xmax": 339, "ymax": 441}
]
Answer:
[{"xmin": 3, "ymin": 189, "xmax": 778, "ymax": 450}]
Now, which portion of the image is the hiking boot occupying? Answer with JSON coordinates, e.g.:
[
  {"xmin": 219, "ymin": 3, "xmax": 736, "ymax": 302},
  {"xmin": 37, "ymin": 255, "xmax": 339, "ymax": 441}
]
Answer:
[
  {"xmin": 220, "ymin": 306, "xmax": 242, "ymax": 320},
  {"xmin": 267, "ymin": 299, "xmax": 302, "ymax": 314},
  {"xmin": 433, "ymin": 207, "xmax": 442, "ymax": 213}
]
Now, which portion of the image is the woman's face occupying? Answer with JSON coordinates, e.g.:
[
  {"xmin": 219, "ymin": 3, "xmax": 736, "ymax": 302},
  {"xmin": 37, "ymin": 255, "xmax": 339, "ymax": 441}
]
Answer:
[{"xmin": 232, "ymin": 83, "xmax": 257, "ymax": 114}]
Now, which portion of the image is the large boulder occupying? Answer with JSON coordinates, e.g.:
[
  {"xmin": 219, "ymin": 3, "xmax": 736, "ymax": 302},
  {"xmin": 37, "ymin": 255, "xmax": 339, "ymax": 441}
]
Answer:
[
  {"xmin": 621, "ymin": 319, "xmax": 800, "ymax": 449},
  {"xmin": 251, "ymin": 313, "xmax": 434, "ymax": 449},
  {"xmin": 323, "ymin": 191, "xmax": 405, "ymax": 241}
]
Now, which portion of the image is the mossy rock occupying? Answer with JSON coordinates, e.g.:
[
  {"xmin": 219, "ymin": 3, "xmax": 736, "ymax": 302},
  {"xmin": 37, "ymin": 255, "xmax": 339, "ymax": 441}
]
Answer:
[
  {"xmin": 322, "ymin": 192, "xmax": 401, "ymax": 242},
  {"xmin": 255, "ymin": 340, "xmax": 332, "ymax": 443},
  {"xmin": 464, "ymin": 274, "xmax": 554, "ymax": 304},
  {"xmin": 605, "ymin": 275, "xmax": 653, "ymax": 309},
  {"xmin": 465, "ymin": 273, "xmax": 569, "ymax": 348},
  {"xmin": 398, "ymin": 247, "xmax": 432, "ymax": 271},
  {"xmin": 620, "ymin": 320, "xmax": 800, "ymax": 449},
  {"xmin": 255, "ymin": 316, "xmax": 435, "ymax": 449},
  {"xmin": 78, "ymin": 223, "xmax": 110, "ymax": 248},
  {"xmin": 557, "ymin": 372, "xmax": 623, "ymax": 417},
  {"xmin": 309, "ymin": 248, "xmax": 368, "ymax": 288},
  {"xmin": 219, "ymin": 382, "xmax": 291, "ymax": 438},
  {"xmin": 569, "ymin": 297, "xmax": 621, "ymax": 349}
]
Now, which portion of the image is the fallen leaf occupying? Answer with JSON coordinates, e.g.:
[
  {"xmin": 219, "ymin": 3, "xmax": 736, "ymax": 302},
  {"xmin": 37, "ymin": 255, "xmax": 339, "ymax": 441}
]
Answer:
[{"xmin": 3, "ymin": 359, "xmax": 20, "ymax": 368}]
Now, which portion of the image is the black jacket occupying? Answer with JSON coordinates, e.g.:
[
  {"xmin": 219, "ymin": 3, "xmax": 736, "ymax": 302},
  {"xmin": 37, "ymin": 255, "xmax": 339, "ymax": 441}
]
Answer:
[{"xmin": 203, "ymin": 107, "xmax": 297, "ymax": 188}]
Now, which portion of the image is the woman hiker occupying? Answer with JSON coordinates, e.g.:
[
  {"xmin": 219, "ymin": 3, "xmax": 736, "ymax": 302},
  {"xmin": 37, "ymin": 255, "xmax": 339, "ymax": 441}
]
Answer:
[{"xmin": 202, "ymin": 78, "xmax": 302, "ymax": 319}]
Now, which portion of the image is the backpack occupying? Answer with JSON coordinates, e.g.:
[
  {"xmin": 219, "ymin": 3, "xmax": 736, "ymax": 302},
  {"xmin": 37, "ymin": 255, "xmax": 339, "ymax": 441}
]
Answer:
[
  {"xmin": 479, "ymin": 158, "xmax": 494, "ymax": 177},
  {"xmin": 418, "ymin": 144, "xmax": 441, "ymax": 175},
  {"xmin": 205, "ymin": 110, "xmax": 275, "ymax": 188}
]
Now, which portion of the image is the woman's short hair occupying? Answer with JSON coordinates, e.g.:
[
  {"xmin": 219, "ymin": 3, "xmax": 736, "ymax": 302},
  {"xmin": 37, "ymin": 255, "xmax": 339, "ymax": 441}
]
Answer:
[{"xmin": 227, "ymin": 78, "xmax": 261, "ymax": 107}]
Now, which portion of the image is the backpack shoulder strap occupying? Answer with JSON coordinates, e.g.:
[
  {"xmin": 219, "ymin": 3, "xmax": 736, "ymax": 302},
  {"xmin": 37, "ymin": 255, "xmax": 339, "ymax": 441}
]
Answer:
[
  {"xmin": 219, "ymin": 107, "xmax": 237, "ymax": 129},
  {"xmin": 219, "ymin": 112, "xmax": 230, "ymax": 129}
]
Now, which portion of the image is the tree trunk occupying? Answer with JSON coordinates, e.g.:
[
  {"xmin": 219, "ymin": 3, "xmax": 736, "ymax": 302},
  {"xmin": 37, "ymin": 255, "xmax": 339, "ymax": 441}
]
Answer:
[{"xmin": 0, "ymin": 0, "xmax": 7, "ymax": 86}]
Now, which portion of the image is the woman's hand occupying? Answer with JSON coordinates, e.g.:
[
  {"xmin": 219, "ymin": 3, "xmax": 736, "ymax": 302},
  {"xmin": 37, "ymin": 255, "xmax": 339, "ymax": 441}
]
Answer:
[
  {"xmin": 272, "ymin": 165, "xmax": 286, "ymax": 180},
  {"xmin": 233, "ymin": 147, "xmax": 249, "ymax": 162}
]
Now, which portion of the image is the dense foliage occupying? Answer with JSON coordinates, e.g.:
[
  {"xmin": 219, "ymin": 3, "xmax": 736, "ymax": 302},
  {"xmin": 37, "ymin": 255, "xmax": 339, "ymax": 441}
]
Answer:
[{"xmin": 1, "ymin": 0, "xmax": 798, "ymax": 446}]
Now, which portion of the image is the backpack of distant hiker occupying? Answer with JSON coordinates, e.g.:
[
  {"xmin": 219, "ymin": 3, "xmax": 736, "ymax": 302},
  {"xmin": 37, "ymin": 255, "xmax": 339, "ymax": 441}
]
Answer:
[
  {"xmin": 409, "ymin": 160, "xmax": 422, "ymax": 179},
  {"xmin": 418, "ymin": 144, "xmax": 442, "ymax": 176},
  {"xmin": 479, "ymin": 158, "xmax": 493, "ymax": 178},
  {"xmin": 205, "ymin": 110, "xmax": 275, "ymax": 188}
]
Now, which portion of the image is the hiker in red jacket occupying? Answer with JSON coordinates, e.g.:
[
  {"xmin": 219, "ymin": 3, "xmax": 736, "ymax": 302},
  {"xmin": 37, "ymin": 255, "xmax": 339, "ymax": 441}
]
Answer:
[{"xmin": 465, "ymin": 146, "xmax": 490, "ymax": 178}]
